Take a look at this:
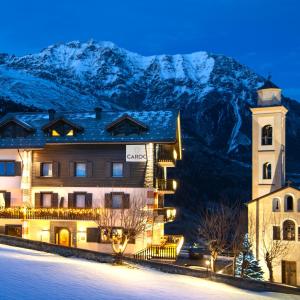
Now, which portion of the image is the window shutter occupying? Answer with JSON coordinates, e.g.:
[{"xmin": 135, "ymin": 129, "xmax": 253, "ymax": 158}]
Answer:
[
  {"xmin": 52, "ymin": 161, "xmax": 59, "ymax": 177},
  {"xmin": 124, "ymin": 163, "xmax": 130, "ymax": 177},
  {"xmin": 105, "ymin": 162, "xmax": 111, "ymax": 177},
  {"xmin": 86, "ymin": 193, "xmax": 93, "ymax": 208},
  {"xmin": 69, "ymin": 162, "xmax": 75, "ymax": 177},
  {"xmin": 273, "ymin": 226, "xmax": 280, "ymax": 240},
  {"xmin": 15, "ymin": 161, "xmax": 22, "ymax": 176},
  {"xmin": 68, "ymin": 193, "xmax": 75, "ymax": 208},
  {"xmin": 59, "ymin": 196, "xmax": 65, "ymax": 208},
  {"xmin": 86, "ymin": 228, "xmax": 100, "ymax": 243},
  {"xmin": 87, "ymin": 161, "xmax": 93, "ymax": 177},
  {"xmin": 104, "ymin": 193, "xmax": 112, "ymax": 208},
  {"xmin": 4, "ymin": 192, "xmax": 11, "ymax": 208},
  {"xmin": 51, "ymin": 193, "xmax": 59, "ymax": 208},
  {"xmin": 35, "ymin": 193, "xmax": 41, "ymax": 208},
  {"xmin": 123, "ymin": 193, "xmax": 130, "ymax": 209},
  {"xmin": 35, "ymin": 162, "xmax": 41, "ymax": 177}
]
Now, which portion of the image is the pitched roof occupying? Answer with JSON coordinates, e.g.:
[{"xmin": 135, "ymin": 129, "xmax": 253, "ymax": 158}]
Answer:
[
  {"xmin": 0, "ymin": 110, "xmax": 179, "ymax": 148},
  {"xmin": 257, "ymin": 80, "xmax": 280, "ymax": 90},
  {"xmin": 0, "ymin": 115, "xmax": 35, "ymax": 132},
  {"xmin": 106, "ymin": 114, "xmax": 148, "ymax": 131},
  {"xmin": 42, "ymin": 117, "xmax": 84, "ymax": 132},
  {"xmin": 246, "ymin": 185, "xmax": 300, "ymax": 205}
]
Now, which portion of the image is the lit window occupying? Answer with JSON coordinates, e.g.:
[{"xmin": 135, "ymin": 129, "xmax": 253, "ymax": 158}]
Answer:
[
  {"xmin": 41, "ymin": 163, "xmax": 53, "ymax": 177},
  {"xmin": 112, "ymin": 194, "xmax": 122, "ymax": 209},
  {"xmin": 76, "ymin": 194, "xmax": 86, "ymax": 208},
  {"xmin": 67, "ymin": 130, "xmax": 74, "ymax": 136},
  {"xmin": 75, "ymin": 163, "xmax": 86, "ymax": 177},
  {"xmin": 112, "ymin": 163, "xmax": 123, "ymax": 177},
  {"xmin": 51, "ymin": 130, "xmax": 60, "ymax": 136},
  {"xmin": 263, "ymin": 162, "xmax": 272, "ymax": 179},
  {"xmin": 0, "ymin": 192, "xmax": 5, "ymax": 208},
  {"xmin": 42, "ymin": 193, "xmax": 52, "ymax": 208}
]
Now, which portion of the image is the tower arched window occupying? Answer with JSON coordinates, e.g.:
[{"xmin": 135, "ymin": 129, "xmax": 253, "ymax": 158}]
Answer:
[
  {"xmin": 263, "ymin": 162, "xmax": 272, "ymax": 179},
  {"xmin": 262, "ymin": 125, "xmax": 272, "ymax": 145},
  {"xmin": 283, "ymin": 220, "xmax": 295, "ymax": 241},
  {"xmin": 285, "ymin": 195, "xmax": 294, "ymax": 211},
  {"xmin": 272, "ymin": 198, "xmax": 280, "ymax": 212}
]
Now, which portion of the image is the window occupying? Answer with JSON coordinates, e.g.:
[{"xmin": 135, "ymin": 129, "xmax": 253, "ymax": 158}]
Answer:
[
  {"xmin": 112, "ymin": 194, "xmax": 123, "ymax": 209},
  {"xmin": 298, "ymin": 199, "xmax": 300, "ymax": 212},
  {"xmin": 41, "ymin": 163, "xmax": 53, "ymax": 177},
  {"xmin": 75, "ymin": 194, "xmax": 86, "ymax": 208},
  {"xmin": 75, "ymin": 163, "xmax": 86, "ymax": 177},
  {"xmin": 261, "ymin": 125, "xmax": 272, "ymax": 145},
  {"xmin": 272, "ymin": 198, "xmax": 280, "ymax": 212},
  {"xmin": 263, "ymin": 162, "xmax": 272, "ymax": 179},
  {"xmin": 286, "ymin": 196, "xmax": 294, "ymax": 211},
  {"xmin": 273, "ymin": 226, "xmax": 280, "ymax": 240},
  {"xmin": 0, "ymin": 192, "xmax": 5, "ymax": 208},
  {"xmin": 298, "ymin": 227, "xmax": 300, "ymax": 241},
  {"xmin": 0, "ymin": 161, "xmax": 15, "ymax": 176},
  {"xmin": 66, "ymin": 130, "xmax": 74, "ymax": 136},
  {"xmin": 283, "ymin": 220, "xmax": 295, "ymax": 241},
  {"xmin": 41, "ymin": 193, "xmax": 52, "ymax": 208},
  {"xmin": 112, "ymin": 162, "xmax": 123, "ymax": 177},
  {"xmin": 86, "ymin": 228, "xmax": 100, "ymax": 243},
  {"xmin": 51, "ymin": 129, "xmax": 60, "ymax": 136}
]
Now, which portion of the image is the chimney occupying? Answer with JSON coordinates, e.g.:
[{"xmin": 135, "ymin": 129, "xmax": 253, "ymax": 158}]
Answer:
[
  {"xmin": 48, "ymin": 109, "xmax": 56, "ymax": 121},
  {"xmin": 95, "ymin": 107, "xmax": 102, "ymax": 120}
]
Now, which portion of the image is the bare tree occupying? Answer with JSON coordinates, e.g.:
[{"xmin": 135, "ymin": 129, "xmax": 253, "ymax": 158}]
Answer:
[
  {"xmin": 95, "ymin": 196, "xmax": 149, "ymax": 263},
  {"xmin": 198, "ymin": 202, "xmax": 240, "ymax": 273},
  {"xmin": 260, "ymin": 214, "xmax": 292, "ymax": 282},
  {"xmin": 230, "ymin": 209, "xmax": 247, "ymax": 276}
]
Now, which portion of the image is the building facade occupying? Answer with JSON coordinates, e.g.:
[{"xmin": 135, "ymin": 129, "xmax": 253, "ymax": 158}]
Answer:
[
  {"xmin": 0, "ymin": 108, "xmax": 183, "ymax": 257},
  {"xmin": 248, "ymin": 82, "xmax": 300, "ymax": 286}
]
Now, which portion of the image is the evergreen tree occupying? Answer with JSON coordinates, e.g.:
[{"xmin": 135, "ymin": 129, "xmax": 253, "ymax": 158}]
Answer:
[{"xmin": 235, "ymin": 234, "xmax": 264, "ymax": 280}]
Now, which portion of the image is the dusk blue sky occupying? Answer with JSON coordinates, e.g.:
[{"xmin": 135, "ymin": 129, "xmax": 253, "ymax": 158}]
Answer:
[{"xmin": 0, "ymin": 0, "xmax": 299, "ymax": 99}]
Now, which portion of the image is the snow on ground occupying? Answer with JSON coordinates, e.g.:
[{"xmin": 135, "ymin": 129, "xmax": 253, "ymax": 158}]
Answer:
[{"xmin": 0, "ymin": 244, "xmax": 298, "ymax": 300}]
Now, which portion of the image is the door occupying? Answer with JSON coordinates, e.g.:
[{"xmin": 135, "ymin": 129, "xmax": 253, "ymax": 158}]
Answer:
[
  {"xmin": 5, "ymin": 225, "xmax": 22, "ymax": 237},
  {"xmin": 282, "ymin": 261, "xmax": 297, "ymax": 286},
  {"xmin": 56, "ymin": 228, "xmax": 71, "ymax": 247}
]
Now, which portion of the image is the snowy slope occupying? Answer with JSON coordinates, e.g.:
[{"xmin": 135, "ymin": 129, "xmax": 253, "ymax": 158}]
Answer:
[{"xmin": 0, "ymin": 244, "xmax": 295, "ymax": 300}]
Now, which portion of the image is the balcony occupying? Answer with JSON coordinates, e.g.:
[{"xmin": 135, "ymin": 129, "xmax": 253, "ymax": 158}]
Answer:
[
  {"xmin": 154, "ymin": 207, "xmax": 176, "ymax": 223},
  {"xmin": 134, "ymin": 235, "xmax": 184, "ymax": 260},
  {"xmin": 0, "ymin": 207, "xmax": 101, "ymax": 221},
  {"xmin": 157, "ymin": 148, "xmax": 177, "ymax": 168},
  {"xmin": 156, "ymin": 179, "xmax": 177, "ymax": 194}
]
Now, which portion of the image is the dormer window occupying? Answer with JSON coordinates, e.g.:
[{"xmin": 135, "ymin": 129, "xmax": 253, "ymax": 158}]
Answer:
[
  {"xmin": 42, "ymin": 118, "xmax": 83, "ymax": 137},
  {"xmin": 0, "ymin": 119, "xmax": 35, "ymax": 138},
  {"xmin": 106, "ymin": 114, "xmax": 148, "ymax": 136}
]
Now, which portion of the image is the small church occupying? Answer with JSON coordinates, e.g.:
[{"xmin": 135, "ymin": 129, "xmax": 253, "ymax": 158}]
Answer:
[{"xmin": 248, "ymin": 81, "xmax": 300, "ymax": 286}]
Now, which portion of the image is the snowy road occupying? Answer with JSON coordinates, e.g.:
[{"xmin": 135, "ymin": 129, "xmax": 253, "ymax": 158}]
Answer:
[{"xmin": 0, "ymin": 244, "xmax": 298, "ymax": 300}]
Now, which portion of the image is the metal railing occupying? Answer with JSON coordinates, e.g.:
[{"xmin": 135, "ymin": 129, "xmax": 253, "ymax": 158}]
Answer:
[{"xmin": 157, "ymin": 149, "xmax": 176, "ymax": 165}]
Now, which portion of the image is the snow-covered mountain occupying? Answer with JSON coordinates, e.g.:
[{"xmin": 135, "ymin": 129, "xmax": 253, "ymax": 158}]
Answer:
[{"xmin": 1, "ymin": 41, "xmax": 300, "ymax": 235}]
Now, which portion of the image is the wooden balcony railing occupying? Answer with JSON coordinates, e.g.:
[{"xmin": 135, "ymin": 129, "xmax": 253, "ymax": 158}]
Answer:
[
  {"xmin": 155, "ymin": 179, "xmax": 177, "ymax": 194},
  {"xmin": 0, "ymin": 207, "xmax": 102, "ymax": 220},
  {"xmin": 154, "ymin": 207, "xmax": 176, "ymax": 223}
]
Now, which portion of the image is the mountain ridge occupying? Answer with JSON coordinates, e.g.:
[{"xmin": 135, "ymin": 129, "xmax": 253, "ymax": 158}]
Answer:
[{"xmin": 1, "ymin": 40, "xmax": 300, "ymax": 238}]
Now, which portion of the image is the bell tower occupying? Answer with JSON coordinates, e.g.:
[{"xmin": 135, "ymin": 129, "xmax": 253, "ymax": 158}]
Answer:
[{"xmin": 251, "ymin": 80, "xmax": 288, "ymax": 199}]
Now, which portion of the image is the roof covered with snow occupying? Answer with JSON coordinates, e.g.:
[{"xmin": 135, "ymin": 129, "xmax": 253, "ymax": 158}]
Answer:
[{"xmin": 0, "ymin": 110, "xmax": 179, "ymax": 148}]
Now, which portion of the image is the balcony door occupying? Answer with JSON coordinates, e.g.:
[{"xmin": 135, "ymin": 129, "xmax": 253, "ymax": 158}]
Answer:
[{"xmin": 282, "ymin": 261, "xmax": 297, "ymax": 286}]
